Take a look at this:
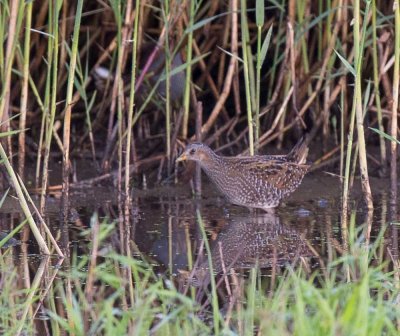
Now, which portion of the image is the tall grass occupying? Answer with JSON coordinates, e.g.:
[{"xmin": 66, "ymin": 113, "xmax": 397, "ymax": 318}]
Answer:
[{"xmin": 0, "ymin": 212, "xmax": 397, "ymax": 334}]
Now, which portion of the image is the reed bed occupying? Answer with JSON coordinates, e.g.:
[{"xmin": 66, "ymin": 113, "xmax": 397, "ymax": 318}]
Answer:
[{"xmin": 0, "ymin": 0, "xmax": 397, "ymax": 200}]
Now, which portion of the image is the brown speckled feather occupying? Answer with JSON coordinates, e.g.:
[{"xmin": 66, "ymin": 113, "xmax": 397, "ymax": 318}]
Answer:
[
  {"xmin": 243, "ymin": 160, "xmax": 309, "ymax": 191},
  {"xmin": 177, "ymin": 137, "xmax": 310, "ymax": 210}
]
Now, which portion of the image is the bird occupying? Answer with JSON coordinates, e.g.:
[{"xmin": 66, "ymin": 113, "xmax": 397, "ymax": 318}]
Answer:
[{"xmin": 176, "ymin": 137, "xmax": 309, "ymax": 211}]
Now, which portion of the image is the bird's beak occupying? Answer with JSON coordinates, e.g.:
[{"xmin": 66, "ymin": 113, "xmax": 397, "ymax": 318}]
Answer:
[{"xmin": 176, "ymin": 153, "xmax": 187, "ymax": 162}]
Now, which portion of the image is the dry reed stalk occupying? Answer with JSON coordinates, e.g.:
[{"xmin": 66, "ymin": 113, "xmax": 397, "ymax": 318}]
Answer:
[
  {"xmin": 287, "ymin": 22, "xmax": 298, "ymax": 115},
  {"xmin": 124, "ymin": 1, "xmax": 140, "ymax": 255},
  {"xmin": 223, "ymin": 270, "xmax": 238, "ymax": 329},
  {"xmin": 390, "ymin": 1, "xmax": 400, "ymax": 209},
  {"xmin": 0, "ymin": 142, "xmax": 50, "ymax": 253},
  {"xmin": 218, "ymin": 242, "xmax": 232, "ymax": 297},
  {"xmin": 65, "ymin": 277, "xmax": 75, "ymax": 331},
  {"xmin": 377, "ymin": 39, "xmax": 394, "ymax": 107},
  {"xmin": 297, "ymin": 22, "xmax": 340, "ymax": 118},
  {"xmin": 199, "ymin": 0, "xmax": 238, "ymax": 138},
  {"xmin": 103, "ymin": 2, "xmax": 186, "ymax": 168},
  {"xmin": 232, "ymin": 61, "xmax": 241, "ymax": 116},
  {"xmin": 15, "ymin": 257, "xmax": 49, "ymax": 336},
  {"xmin": 18, "ymin": 175, "xmax": 64, "ymax": 257},
  {"xmin": 3, "ymin": 0, "xmax": 22, "ymax": 167},
  {"xmin": 168, "ymin": 214, "xmax": 173, "ymax": 277},
  {"xmin": 371, "ymin": 0, "xmax": 387, "ymax": 172},
  {"xmin": 32, "ymin": 257, "xmax": 63, "ymax": 319},
  {"xmin": 182, "ymin": 0, "xmax": 195, "ymax": 140},
  {"xmin": 84, "ymin": 214, "xmax": 100, "ymax": 331},
  {"xmin": 124, "ymin": 221, "xmax": 135, "ymax": 310},
  {"xmin": 353, "ymin": 0, "xmax": 373, "ymax": 209},
  {"xmin": 255, "ymin": 86, "xmax": 293, "ymax": 148},
  {"xmin": 75, "ymin": 33, "xmax": 116, "ymax": 146},
  {"xmin": 0, "ymin": 0, "xmax": 20, "ymax": 126},
  {"xmin": 216, "ymin": 11, "xmax": 231, "ymax": 92},
  {"xmin": 62, "ymin": 0, "xmax": 84, "ymax": 223},
  {"xmin": 117, "ymin": 3, "xmax": 135, "ymax": 250},
  {"xmin": 40, "ymin": 0, "xmax": 62, "ymax": 215},
  {"xmin": 195, "ymin": 102, "xmax": 202, "ymax": 194},
  {"xmin": 133, "ymin": 2, "xmax": 184, "ymax": 92},
  {"xmin": 216, "ymin": 125, "xmax": 248, "ymax": 152},
  {"xmin": 191, "ymin": 38, "xmax": 228, "ymax": 115},
  {"xmin": 109, "ymin": 3, "xmax": 135, "ymax": 171},
  {"xmin": 29, "ymin": 0, "xmax": 49, "ymax": 69},
  {"xmin": 18, "ymin": 1, "xmax": 32, "ymax": 180},
  {"xmin": 59, "ymin": 2, "xmax": 68, "ymax": 85},
  {"xmin": 21, "ymin": 226, "xmax": 32, "ymax": 289},
  {"xmin": 19, "ymin": 226, "xmax": 33, "ymax": 320},
  {"xmin": 235, "ymin": 274, "xmax": 244, "ymax": 335},
  {"xmin": 205, "ymin": 117, "xmax": 237, "ymax": 147}
]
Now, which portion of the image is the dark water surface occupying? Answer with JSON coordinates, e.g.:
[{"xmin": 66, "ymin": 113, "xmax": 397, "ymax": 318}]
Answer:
[
  {"xmin": 130, "ymin": 172, "xmax": 394, "ymax": 286},
  {"xmin": 0, "ymin": 171, "xmax": 395, "ymax": 282}
]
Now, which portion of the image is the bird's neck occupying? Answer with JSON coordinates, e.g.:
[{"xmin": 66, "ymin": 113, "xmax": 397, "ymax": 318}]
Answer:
[
  {"xmin": 199, "ymin": 153, "xmax": 230, "ymax": 194},
  {"xmin": 200, "ymin": 152, "xmax": 225, "ymax": 173}
]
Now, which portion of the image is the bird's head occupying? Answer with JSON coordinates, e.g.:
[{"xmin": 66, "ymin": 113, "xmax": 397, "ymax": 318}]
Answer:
[{"xmin": 176, "ymin": 143, "xmax": 215, "ymax": 164}]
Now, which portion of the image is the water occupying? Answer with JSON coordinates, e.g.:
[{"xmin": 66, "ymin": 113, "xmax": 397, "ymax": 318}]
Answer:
[{"xmin": 0, "ymin": 173, "xmax": 395, "ymax": 273}]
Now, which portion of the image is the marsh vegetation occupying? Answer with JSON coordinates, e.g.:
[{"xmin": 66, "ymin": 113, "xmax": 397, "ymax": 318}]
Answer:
[{"xmin": 0, "ymin": 0, "xmax": 399, "ymax": 334}]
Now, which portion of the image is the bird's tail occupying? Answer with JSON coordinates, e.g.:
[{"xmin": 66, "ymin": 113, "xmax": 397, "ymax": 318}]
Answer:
[{"xmin": 286, "ymin": 136, "xmax": 309, "ymax": 164}]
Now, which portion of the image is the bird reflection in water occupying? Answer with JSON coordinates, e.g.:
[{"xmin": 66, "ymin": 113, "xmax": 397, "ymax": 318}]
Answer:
[{"xmin": 187, "ymin": 211, "xmax": 312, "ymax": 289}]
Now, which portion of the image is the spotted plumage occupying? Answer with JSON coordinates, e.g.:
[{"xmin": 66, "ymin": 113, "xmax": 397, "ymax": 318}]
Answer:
[{"xmin": 177, "ymin": 138, "xmax": 309, "ymax": 211}]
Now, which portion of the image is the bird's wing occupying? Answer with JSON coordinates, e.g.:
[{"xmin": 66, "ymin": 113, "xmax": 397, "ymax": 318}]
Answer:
[
  {"xmin": 235, "ymin": 154, "xmax": 288, "ymax": 163},
  {"xmin": 235, "ymin": 137, "xmax": 309, "ymax": 164},
  {"xmin": 242, "ymin": 160, "xmax": 309, "ymax": 190}
]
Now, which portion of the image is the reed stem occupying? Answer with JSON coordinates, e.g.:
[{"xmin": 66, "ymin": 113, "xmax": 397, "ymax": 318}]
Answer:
[
  {"xmin": 164, "ymin": 0, "xmax": 171, "ymax": 168},
  {"xmin": 125, "ymin": 0, "xmax": 140, "ymax": 197},
  {"xmin": 390, "ymin": 0, "xmax": 400, "ymax": 207},
  {"xmin": 371, "ymin": 0, "xmax": 387, "ymax": 173},
  {"xmin": 353, "ymin": 0, "xmax": 373, "ymax": 209},
  {"xmin": 62, "ymin": 0, "xmax": 83, "ymax": 209},
  {"xmin": 182, "ymin": 0, "xmax": 195, "ymax": 139},
  {"xmin": 255, "ymin": 0, "xmax": 264, "ymax": 152},
  {"xmin": 40, "ymin": 0, "xmax": 62, "ymax": 214},
  {"xmin": 240, "ymin": 0, "xmax": 254, "ymax": 155},
  {"xmin": 18, "ymin": 0, "xmax": 32, "ymax": 180}
]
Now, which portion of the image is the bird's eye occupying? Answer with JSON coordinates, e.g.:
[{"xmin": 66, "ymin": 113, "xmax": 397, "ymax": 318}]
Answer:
[{"xmin": 189, "ymin": 148, "xmax": 196, "ymax": 155}]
